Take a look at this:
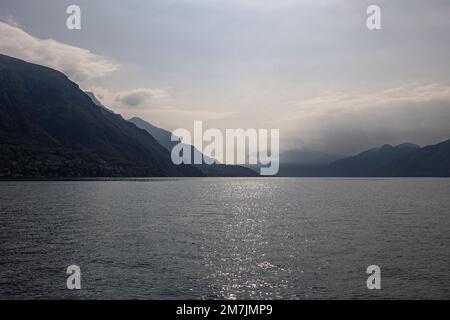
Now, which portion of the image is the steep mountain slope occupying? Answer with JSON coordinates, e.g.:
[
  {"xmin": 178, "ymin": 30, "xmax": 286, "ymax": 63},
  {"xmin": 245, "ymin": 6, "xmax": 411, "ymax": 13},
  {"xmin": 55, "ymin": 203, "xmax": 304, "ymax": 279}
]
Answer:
[
  {"xmin": 0, "ymin": 54, "xmax": 201, "ymax": 177},
  {"xmin": 128, "ymin": 116, "xmax": 177, "ymax": 152},
  {"xmin": 84, "ymin": 91, "xmax": 114, "ymax": 114},
  {"xmin": 128, "ymin": 116, "xmax": 216, "ymax": 164},
  {"xmin": 128, "ymin": 116, "xmax": 258, "ymax": 176}
]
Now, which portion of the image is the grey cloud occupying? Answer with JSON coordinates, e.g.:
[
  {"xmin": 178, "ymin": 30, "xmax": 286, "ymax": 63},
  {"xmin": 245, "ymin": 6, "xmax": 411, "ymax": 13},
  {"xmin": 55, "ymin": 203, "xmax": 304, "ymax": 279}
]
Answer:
[
  {"xmin": 115, "ymin": 88, "xmax": 170, "ymax": 107},
  {"xmin": 0, "ymin": 21, "xmax": 119, "ymax": 82}
]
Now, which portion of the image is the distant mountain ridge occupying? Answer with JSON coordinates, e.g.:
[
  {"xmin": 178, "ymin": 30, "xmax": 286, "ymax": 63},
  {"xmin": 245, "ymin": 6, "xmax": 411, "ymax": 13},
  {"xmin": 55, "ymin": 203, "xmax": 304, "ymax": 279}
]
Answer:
[
  {"xmin": 324, "ymin": 142, "xmax": 421, "ymax": 176},
  {"xmin": 128, "ymin": 116, "xmax": 258, "ymax": 177},
  {"xmin": 277, "ymin": 141, "xmax": 450, "ymax": 177},
  {"xmin": 128, "ymin": 116, "xmax": 177, "ymax": 152},
  {"xmin": 380, "ymin": 139, "xmax": 450, "ymax": 177}
]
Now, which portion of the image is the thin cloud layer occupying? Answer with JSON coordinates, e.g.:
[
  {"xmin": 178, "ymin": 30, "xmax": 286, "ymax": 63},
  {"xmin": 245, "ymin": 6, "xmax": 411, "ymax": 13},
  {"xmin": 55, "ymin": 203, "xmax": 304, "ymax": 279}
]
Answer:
[
  {"xmin": 0, "ymin": 21, "xmax": 119, "ymax": 82},
  {"xmin": 115, "ymin": 88, "xmax": 171, "ymax": 107}
]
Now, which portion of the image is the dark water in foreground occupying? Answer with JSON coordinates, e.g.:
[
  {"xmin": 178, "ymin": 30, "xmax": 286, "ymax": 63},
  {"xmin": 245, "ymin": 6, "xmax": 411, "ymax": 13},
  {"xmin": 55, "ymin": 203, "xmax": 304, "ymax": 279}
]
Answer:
[{"xmin": 0, "ymin": 178, "xmax": 449, "ymax": 299}]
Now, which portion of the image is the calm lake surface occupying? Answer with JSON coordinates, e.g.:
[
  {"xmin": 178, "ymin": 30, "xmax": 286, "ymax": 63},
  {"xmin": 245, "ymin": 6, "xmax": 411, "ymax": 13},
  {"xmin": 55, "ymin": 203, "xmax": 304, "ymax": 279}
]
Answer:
[{"xmin": 0, "ymin": 178, "xmax": 449, "ymax": 299}]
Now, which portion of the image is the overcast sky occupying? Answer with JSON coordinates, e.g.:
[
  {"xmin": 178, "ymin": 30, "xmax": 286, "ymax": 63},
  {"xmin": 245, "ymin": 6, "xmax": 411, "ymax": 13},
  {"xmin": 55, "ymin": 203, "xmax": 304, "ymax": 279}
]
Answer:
[{"xmin": 1, "ymin": 0, "xmax": 450, "ymax": 154}]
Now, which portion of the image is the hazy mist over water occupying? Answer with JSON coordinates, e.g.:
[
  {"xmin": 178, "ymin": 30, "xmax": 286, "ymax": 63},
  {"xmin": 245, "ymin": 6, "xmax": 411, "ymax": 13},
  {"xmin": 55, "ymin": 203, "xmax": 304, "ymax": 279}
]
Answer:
[{"xmin": 0, "ymin": 178, "xmax": 449, "ymax": 299}]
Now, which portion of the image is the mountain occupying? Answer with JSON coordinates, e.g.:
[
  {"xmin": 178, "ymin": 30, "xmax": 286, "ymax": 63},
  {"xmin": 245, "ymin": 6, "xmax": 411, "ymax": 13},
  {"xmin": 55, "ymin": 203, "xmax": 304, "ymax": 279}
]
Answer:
[
  {"xmin": 2, "ymin": 54, "xmax": 447, "ymax": 178},
  {"xmin": 128, "ymin": 116, "xmax": 177, "ymax": 151},
  {"xmin": 84, "ymin": 91, "xmax": 114, "ymax": 114},
  {"xmin": 128, "ymin": 116, "xmax": 258, "ymax": 177},
  {"xmin": 0, "ymin": 54, "xmax": 201, "ymax": 177},
  {"xmin": 379, "ymin": 140, "xmax": 450, "ymax": 177},
  {"xmin": 324, "ymin": 143, "xmax": 421, "ymax": 176},
  {"xmin": 128, "ymin": 116, "xmax": 215, "ymax": 164}
]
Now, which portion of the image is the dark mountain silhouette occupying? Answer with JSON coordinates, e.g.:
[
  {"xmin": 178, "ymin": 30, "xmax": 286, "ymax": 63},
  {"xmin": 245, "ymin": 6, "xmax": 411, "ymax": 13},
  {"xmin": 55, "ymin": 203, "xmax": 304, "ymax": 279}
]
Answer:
[
  {"xmin": 277, "ymin": 141, "xmax": 450, "ymax": 177},
  {"xmin": 128, "ymin": 116, "xmax": 258, "ymax": 177},
  {"xmin": 324, "ymin": 143, "xmax": 421, "ymax": 176},
  {"xmin": 379, "ymin": 139, "xmax": 450, "ymax": 177},
  {"xmin": 129, "ymin": 116, "xmax": 213, "ymax": 161},
  {"xmin": 0, "ymin": 54, "xmax": 201, "ymax": 177},
  {"xmin": 129, "ymin": 116, "xmax": 176, "ymax": 151},
  {"xmin": 84, "ymin": 91, "xmax": 114, "ymax": 114}
]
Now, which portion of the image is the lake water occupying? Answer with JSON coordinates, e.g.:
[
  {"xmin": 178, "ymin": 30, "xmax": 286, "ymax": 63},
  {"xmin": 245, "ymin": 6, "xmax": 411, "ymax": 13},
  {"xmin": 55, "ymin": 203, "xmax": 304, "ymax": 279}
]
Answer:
[{"xmin": 0, "ymin": 178, "xmax": 449, "ymax": 299}]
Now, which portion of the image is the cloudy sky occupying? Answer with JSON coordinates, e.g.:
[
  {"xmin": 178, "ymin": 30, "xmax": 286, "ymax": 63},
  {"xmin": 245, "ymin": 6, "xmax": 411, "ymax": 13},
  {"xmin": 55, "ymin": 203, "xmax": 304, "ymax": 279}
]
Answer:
[{"xmin": 1, "ymin": 0, "xmax": 450, "ymax": 155}]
